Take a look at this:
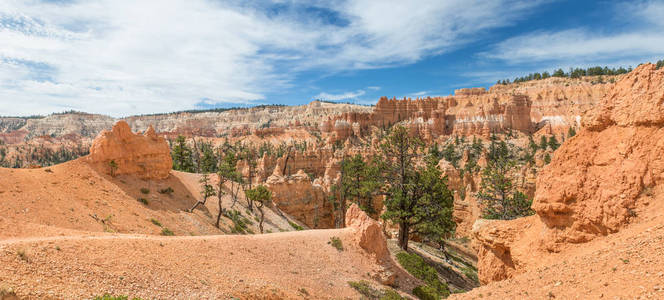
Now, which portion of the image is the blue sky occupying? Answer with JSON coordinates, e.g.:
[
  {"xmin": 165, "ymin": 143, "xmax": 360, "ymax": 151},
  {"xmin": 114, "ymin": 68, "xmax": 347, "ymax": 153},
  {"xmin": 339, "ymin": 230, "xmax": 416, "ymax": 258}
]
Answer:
[{"xmin": 0, "ymin": 0, "xmax": 663, "ymax": 117}]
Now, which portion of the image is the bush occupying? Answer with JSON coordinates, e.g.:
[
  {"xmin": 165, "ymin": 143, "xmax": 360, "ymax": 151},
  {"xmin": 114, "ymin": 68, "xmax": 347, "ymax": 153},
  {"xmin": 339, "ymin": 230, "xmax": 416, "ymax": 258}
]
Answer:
[
  {"xmin": 161, "ymin": 228, "xmax": 174, "ymax": 236},
  {"xmin": 463, "ymin": 267, "xmax": 479, "ymax": 283},
  {"xmin": 159, "ymin": 187, "xmax": 174, "ymax": 195},
  {"xmin": 150, "ymin": 218, "xmax": 162, "ymax": 227},
  {"xmin": 137, "ymin": 198, "xmax": 149, "ymax": 205},
  {"xmin": 328, "ymin": 236, "xmax": 343, "ymax": 251},
  {"xmin": 140, "ymin": 188, "xmax": 150, "ymax": 194},
  {"xmin": 347, "ymin": 281, "xmax": 406, "ymax": 300},
  {"xmin": 413, "ymin": 285, "xmax": 439, "ymax": 300},
  {"xmin": 288, "ymin": 220, "xmax": 304, "ymax": 231},
  {"xmin": 396, "ymin": 252, "xmax": 449, "ymax": 298}
]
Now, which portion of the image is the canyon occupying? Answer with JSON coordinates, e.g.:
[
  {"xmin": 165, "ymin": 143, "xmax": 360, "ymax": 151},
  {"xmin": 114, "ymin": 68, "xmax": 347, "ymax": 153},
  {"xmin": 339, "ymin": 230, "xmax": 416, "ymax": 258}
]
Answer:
[{"xmin": 1, "ymin": 66, "xmax": 662, "ymax": 299}]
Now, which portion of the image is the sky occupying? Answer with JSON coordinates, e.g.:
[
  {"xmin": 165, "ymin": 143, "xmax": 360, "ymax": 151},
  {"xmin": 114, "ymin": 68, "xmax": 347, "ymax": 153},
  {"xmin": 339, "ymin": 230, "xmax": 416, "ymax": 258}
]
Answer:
[{"xmin": 0, "ymin": 0, "xmax": 663, "ymax": 117}]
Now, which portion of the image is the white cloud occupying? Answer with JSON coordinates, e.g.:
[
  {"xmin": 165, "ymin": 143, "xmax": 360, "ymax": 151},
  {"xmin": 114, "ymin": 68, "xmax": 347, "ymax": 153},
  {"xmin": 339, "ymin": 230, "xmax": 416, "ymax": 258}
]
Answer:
[
  {"xmin": 0, "ymin": 0, "xmax": 544, "ymax": 116},
  {"xmin": 409, "ymin": 91, "xmax": 430, "ymax": 97},
  {"xmin": 315, "ymin": 89, "xmax": 366, "ymax": 101},
  {"xmin": 486, "ymin": 1, "xmax": 664, "ymax": 65}
]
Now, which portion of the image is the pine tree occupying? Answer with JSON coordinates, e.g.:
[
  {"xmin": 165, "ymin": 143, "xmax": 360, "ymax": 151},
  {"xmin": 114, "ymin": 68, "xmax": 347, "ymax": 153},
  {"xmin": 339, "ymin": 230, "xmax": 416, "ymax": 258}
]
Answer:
[
  {"xmin": 240, "ymin": 147, "xmax": 259, "ymax": 211},
  {"xmin": 339, "ymin": 154, "xmax": 381, "ymax": 214},
  {"xmin": 539, "ymin": 135, "xmax": 548, "ymax": 150},
  {"xmin": 477, "ymin": 138, "xmax": 534, "ymax": 220},
  {"xmin": 378, "ymin": 126, "xmax": 455, "ymax": 250},
  {"xmin": 553, "ymin": 68, "xmax": 565, "ymax": 77},
  {"xmin": 189, "ymin": 173, "xmax": 216, "ymax": 212},
  {"xmin": 568, "ymin": 126, "xmax": 576, "ymax": 138},
  {"xmin": 548, "ymin": 135, "xmax": 560, "ymax": 150},
  {"xmin": 198, "ymin": 142, "xmax": 217, "ymax": 173},
  {"xmin": 245, "ymin": 185, "xmax": 272, "ymax": 233},
  {"xmin": 214, "ymin": 149, "xmax": 242, "ymax": 227},
  {"xmin": 171, "ymin": 136, "xmax": 194, "ymax": 172}
]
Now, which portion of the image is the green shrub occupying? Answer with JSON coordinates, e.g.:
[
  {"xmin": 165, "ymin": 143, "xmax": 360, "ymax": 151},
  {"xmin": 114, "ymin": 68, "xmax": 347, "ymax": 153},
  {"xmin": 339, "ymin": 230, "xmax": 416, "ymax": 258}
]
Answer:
[
  {"xmin": 396, "ymin": 252, "xmax": 449, "ymax": 298},
  {"xmin": 381, "ymin": 290, "xmax": 406, "ymax": 300},
  {"xmin": 347, "ymin": 281, "xmax": 406, "ymax": 300},
  {"xmin": 348, "ymin": 281, "xmax": 382, "ymax": 299},
  {"xmin": 288, "ymin": 220, "xmax": 304, "ymax": 231},
  {"xmin": 150, "ymin": 218, "xmax": 162, "ymax": 227},
  {"xmin": 463, "ymin": 267, "xmax": 479, "ymax": 283},
  {"xmin": 137, "ymin": 198, "xmax": 149, "ymax": 205},
  {"xmin": 161, "ymin": 228, "xmax": 174, "ymax": 236},
  {"xmin": 329, "ymin": 236, "xmax": 343, "ymax": 251},
  {"xmin": 159, "ymin": 187, "xmax": 174, "ymax": 195},
  {"xmin": 413, "ymin": 285, "xmax": 439, "ymax": 300}
]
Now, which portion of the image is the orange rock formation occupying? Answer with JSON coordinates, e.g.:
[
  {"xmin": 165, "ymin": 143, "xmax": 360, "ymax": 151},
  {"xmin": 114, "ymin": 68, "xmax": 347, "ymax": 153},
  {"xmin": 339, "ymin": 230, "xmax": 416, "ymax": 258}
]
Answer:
[
  {"xmin": 472, "ymin": 63, "xmax": 664, "ymax": 284},
  {"xmin": 345, "ymin": 203, "xmax": 390, "ymax": 263},
  {"xmin": 86, "ymin": 121, "xmax": 172, "ymax": 179}
]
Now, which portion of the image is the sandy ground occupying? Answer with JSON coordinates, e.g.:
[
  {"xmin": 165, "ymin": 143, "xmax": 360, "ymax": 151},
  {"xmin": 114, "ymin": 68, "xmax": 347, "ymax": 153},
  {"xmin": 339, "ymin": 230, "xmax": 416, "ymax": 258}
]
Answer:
[
  {"xmin": 0, "ymin": 228, "xmax": 392, "ymax": 299},
  {"xmin": 450, "ymin": 206, "xmax": 664, "ymax": 300}
]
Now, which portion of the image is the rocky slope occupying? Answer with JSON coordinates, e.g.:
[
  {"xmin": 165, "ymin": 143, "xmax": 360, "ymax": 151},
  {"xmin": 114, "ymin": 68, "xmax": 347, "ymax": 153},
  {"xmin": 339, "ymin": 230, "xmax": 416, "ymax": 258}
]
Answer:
[
  {"xmin": 0, "ymin": 206, "xmax": 411, "ymax": 299},
  {"xmin": 471, "ymin": 63, "xmax": 664, "ymax": 286}
]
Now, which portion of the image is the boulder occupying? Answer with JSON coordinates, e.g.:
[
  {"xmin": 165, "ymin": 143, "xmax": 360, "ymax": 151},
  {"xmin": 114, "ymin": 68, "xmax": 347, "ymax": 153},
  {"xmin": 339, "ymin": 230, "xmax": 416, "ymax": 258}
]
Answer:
[
  {"xmin": 345, "ymin": 203, "xmax": 389, "ymax": 263},
  {"xmin": 86, "ymin": 121, "xmax": 171, "ymax": 179}
]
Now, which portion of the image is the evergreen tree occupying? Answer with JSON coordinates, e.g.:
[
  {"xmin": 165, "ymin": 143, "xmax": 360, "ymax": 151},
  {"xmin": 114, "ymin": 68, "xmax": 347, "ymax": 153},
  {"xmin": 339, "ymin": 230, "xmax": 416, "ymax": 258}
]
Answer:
[
  {"xmin": 477, "ymin": 139, "xmax": 534, "ymax": 220},
  {"xmin": 339, "ymin": 154, "xmax": 381, "ymax": 214},
  {"xmin": 189, "ymin": 173, "xmax": 216, "ymax": 212},
  {"xmin": 245, "ymin": 185, "xmax": 272, "ymax": 233},
  {"xmin": 171, "ymin": 135, "xmax": 194, "ymax": 172},
  {"xmin": 215, "ymin": 149, "xmax": 242, "ymax": 228},
  {"xmin": 198, "ymin": 142, "xmax": 218, "ymax": 173},
  {"xmin": 553, "ymin": 68, "xmax": 566, "ymax": 77},
  {"xmin": 548, "ymin": 135, "xmax": 560, "ymax": 150},
  {"xmin": 539, "ymin": 135, "xmax": 548, "ymax": 150},
  {"xmin": 568, "ymin": 126, "xmax": 576, "ymax": 138},
  {"xmin": 240, "ymin": 147, "xmax": 259, "ymax": 211},
  {"xmin": 378, "ymin": 126, "xmax": 455, "ymax": 250}
]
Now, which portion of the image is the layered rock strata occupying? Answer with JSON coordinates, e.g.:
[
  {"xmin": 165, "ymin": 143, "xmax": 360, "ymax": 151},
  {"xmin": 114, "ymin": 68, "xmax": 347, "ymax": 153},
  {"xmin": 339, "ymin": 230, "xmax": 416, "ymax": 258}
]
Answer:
[{"xmin": 86, "ymin": 121, "xmax": 172, "ymax": 180}]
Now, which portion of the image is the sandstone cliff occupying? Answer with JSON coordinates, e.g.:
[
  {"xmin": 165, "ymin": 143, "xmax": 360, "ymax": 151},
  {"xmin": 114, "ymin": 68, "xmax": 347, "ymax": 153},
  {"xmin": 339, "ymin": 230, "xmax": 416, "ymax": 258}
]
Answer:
[
  {"xmin": 472, "ymin": 63, "xmax": 664, "ymax": 284},
  {"xmin": 86, "ymin": 121, "xmax": 172, "ymax": 179},
  {"xmin": 266, "ymin": 169, "xmax": 335, "ymax": 228}
]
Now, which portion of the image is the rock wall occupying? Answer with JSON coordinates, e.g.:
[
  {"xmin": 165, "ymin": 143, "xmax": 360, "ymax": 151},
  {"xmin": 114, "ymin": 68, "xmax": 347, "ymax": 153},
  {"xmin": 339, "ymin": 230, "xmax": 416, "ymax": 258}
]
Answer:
[
  {"xmin": 86, "ymin": 121, "xmax": 172, "ymax": 180},
  {"xmin": 266, "ymin": 169, "xmax": 335, "ymax": 228},
  {"xmin": 490, "ymin": 76, "xmax": 615, "ymax": 133},
  {"xmin": 323, "ymin": 91, "xmax": 533, "ymax": 140},
  {"xmin": 473, "ymin": 63, "xmax": 664, "ymax": 284},
  {"xmin": 345, "ymin": 203, "xmax": 390, "ymax": 263}
]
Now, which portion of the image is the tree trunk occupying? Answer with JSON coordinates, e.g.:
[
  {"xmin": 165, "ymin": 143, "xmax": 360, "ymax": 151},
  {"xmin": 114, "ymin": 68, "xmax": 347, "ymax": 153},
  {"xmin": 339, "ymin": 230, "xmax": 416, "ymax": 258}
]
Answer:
[
  {"xmin": 189, "ymin": 199, "xmax": 206, "ymax": 212},
  {"xmin": 259, "ymin": 208, "xmax": 264, "ymax": 233},
  {"xmin": 215, "ymin": 195, "xmax": 224, "ymax": 228},
  {"xmin": 398, "ymin": 221, "xmax": 409, "ymax": 251}
]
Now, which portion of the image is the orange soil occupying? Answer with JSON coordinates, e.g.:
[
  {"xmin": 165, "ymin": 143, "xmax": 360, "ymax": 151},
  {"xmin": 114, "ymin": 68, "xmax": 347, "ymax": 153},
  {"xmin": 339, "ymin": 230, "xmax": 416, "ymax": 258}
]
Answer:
[
  {"xmin": 1, "ymin": 229, "xmax": 389, "ymax": 299},
  {"xmin": 0, "ymin": 159, "xmax": 406, "ymax": 299},
  {"xmin": 451, "ymin": 201, "xmax": 664, "ymax": 300}
]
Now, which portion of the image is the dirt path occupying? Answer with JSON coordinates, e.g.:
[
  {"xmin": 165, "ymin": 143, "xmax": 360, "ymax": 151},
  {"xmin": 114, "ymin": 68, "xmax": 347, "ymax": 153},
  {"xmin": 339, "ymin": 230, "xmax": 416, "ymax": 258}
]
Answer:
[{"xmin": 0, "ymin": 229, "xmax": 384, "ymax": 299}]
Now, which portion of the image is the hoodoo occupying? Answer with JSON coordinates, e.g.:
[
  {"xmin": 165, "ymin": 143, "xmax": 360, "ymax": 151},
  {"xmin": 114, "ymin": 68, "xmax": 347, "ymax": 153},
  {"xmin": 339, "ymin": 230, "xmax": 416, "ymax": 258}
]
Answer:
[{"xmin": 86, "ymin": 121, "xmax": 172, "ymax": 179}]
